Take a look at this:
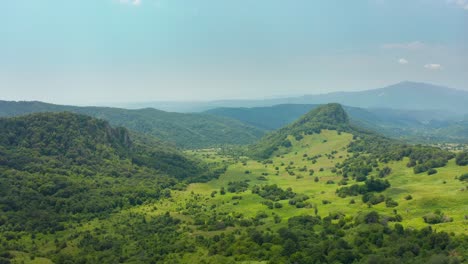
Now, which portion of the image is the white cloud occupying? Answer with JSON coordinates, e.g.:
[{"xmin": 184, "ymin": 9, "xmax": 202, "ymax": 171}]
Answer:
[
  {"xmin": 398, "ymin": 58, "xmax": 409, "ymax": 64},
  {"xmin": 424, "ymin": 64, "xmax": 443, "ymax": 70},
  {"xmin": 447, "ymin": 0, "xmax": 468, "ymax": 10},
  {"xmin": 119, "ymin": 0, "xmax": 141, "ymax": 6},
  {"xmin": 381, "ymin": 41, "xmax": 425, "ymax": 50}
]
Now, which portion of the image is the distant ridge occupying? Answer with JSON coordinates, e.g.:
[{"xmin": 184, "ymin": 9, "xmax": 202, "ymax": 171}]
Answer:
[
  {"xmin": 297, "ymin": 81, "xmax": 468, "ymax": 113},
  {"xmin": 112, "ymin": 81, "xmax": 468, "ymax": 114}
]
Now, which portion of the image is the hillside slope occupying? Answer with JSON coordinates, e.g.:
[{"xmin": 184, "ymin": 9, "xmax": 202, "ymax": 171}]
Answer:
[
  {"xmin": 0, "ymin": 112, "xmax": 218, "ymax": 233},
  {"xmin": 0, "ymin": 101, "xmax": 265, "ymax": 148}
]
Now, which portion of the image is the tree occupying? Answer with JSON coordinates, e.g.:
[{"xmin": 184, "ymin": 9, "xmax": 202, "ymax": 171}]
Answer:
[
  {"xmin": 282, "ymin": 239, "xmax": 297, "ymax": 256},
  {"xmin": 456, "ymin": 151, "xmax": 468, "ymax": 166},
  {"xmin": 365, "ymin": 211, "xmax": 380, "ymax": 224}
]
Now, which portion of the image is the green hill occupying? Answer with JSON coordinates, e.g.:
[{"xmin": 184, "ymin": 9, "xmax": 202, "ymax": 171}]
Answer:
[
  {"xmin": 249, "ymin": 103, "xmax": 354, "ymax": 159},
  {"xmin": 0, "ymin": 100, "xmax": 265, "ymax": 148},
  {"xmin": 0, "ymin": 112, "xmax": 218, "ymax": 234},
  {"xmin": 250, "ymin": 104, "xmax": 455, "ymax": 175}
]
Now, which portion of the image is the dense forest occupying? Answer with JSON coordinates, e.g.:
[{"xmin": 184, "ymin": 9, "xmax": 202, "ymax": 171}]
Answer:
[{"xmin": 0, "ymin": 113, "xmax": 223, "ymax": 234}]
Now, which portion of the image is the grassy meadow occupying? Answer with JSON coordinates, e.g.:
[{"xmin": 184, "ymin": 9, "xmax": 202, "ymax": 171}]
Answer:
[{"xmin": 145, "ymin": 130, "xmax": 468, "ymax": 235}]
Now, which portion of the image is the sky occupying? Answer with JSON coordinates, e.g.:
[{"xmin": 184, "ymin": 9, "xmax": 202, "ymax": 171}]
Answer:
[{"xmin": 0, "ymin": 0, "xmax": 467, "ymax": 104}]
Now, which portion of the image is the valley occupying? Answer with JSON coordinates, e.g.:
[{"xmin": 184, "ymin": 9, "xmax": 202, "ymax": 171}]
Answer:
[
  {"xmin": 1, "ymin": 105, "xmax": 467, "ymax": 263},
  {"xmin": 3, "ymin": 1, "xmax": 468, "ymax": 263}
]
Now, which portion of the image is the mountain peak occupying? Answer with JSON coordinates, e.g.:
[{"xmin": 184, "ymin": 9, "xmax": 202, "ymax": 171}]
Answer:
[
  {"xmin": 293, "ymin": 103, "xmax": 349, "ymax": 128},
  {"xmin": 249, "ymin": 103, "xmax": 352, "ymax": 159}
]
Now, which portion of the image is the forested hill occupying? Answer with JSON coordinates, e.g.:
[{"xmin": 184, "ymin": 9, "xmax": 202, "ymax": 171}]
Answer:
[
  {"xmin": 0, "ymin": 112, "xmax": 132, "ymax": 159},
  {"xmin": 0, "ymin": 112, "xmax": 222, "ymax": 234},
  {"xmin": 0, "ymin": 100, "xmax": 265, "ymax": 148}
]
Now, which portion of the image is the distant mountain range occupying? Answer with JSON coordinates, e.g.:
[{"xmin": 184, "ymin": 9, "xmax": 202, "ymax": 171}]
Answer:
[{"xmin": 113, "ymin": 81, "xmax": 468, "ymax": 114}]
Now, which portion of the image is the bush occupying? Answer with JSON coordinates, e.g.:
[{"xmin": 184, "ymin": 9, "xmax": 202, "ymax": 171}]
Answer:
[
  {"xmin": 362, "ymin": 193, "xmax": 385, "ymax": 205},
  {"xmin": 385, "ymin": 198, "xmax": 398, "ymax": 208},
  {"xmin": 227, "ymin": 181, "xmax": 249, "ymax": 193},
  {"xmin": 413, "ymin": 164, "xmax": 428, "ymax": 174},
  {"xmin": 423, "ymin": 210, "xmax": 453, "ymax": 224},
  {"xmin": 427, "ymin": 168, "xmax": 437, "ymax": 175},
  {"xmin": 274, "ymin": 202, "xmax": 283, "ymax": 208},
  {"xmin": 252, "ymin": 184, "xmax": 296, "ymax": 201},
  {"xmin": 379, "ymin": 167, "xmax": 392, "ymax": 178},
  {"xmin": 456, "ymin": 151, "xmax": 468, "ymax": 166},
  {"xmin": 459, "ymin": 173, "xmax": 468, "ymax": 182}
]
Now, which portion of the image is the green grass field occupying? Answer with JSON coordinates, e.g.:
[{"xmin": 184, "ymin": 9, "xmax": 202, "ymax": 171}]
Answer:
[{"xmin": 144, "ymin": 130, "xmax": 468, "ymax": 236}]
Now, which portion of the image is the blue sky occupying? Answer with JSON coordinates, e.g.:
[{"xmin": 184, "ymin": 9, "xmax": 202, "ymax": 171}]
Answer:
[{"xmin": 0, "ymin": 0, "xmax": 467, "ymax": 104}]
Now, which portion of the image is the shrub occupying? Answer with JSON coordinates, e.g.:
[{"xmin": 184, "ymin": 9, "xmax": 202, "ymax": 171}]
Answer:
[
  {"xmin": 252, "ymin": 184, "xmax": 296, "ymax": 201},
  {"xmin": 456, "ymin": 151, "xmax": 468, "ymax": 166},
  {"xmin": 379, "ymin": 167, "xmax": 392, "ymax": 178},
  {"xmin": 227, "ymin": 181, "xmax": 249, "ymax": 193},
  {"xmin": 459, "ymin": 173, "xmax": 468, "ymax": 182},
  {"xmin": 385, "ymin": 198, "xmax": 399, "ymax": 208},
  {"xmin": 362, "ymin": 193, "xmax": 385, "ymax": 205},
  {"xmin": 427, "ymin": 168, "xmax": 437, "ymax": 175},
  {"xmin": 274, "ymin": 202, "xmax": 283, "ymax": 208},
  {"xmin": 365, "ymin": 211, "xmax": 380, "ymax": 224},
  {"xmin": 413, "ymin": 164, "xmax": 428, "ymax": 174},
  {"xmin": 262, "ymin": 200, "xmax": 273, "ymax": 209},
  {"xmin": 423, "ymin": 210, "xmax": 453, "ymax": 224}
]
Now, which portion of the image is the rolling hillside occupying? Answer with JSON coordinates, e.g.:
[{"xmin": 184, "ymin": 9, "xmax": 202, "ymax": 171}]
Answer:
[{"xmin": 0, "ymin": 101, "xmax": 265, "ymax": 148}]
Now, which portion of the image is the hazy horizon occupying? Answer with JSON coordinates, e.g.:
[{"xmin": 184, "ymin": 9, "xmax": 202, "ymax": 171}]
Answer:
[{"xmin": 1, "ymin": 1, "xmax": 468, "ymax": 105}]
